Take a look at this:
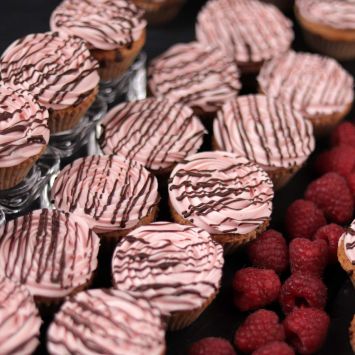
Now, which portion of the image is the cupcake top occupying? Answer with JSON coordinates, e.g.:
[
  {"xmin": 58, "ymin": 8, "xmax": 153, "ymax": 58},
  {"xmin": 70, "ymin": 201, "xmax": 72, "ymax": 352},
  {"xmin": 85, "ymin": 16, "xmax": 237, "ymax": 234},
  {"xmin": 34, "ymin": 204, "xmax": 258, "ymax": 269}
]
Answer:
[
  {"xmin": 196, "ymin": 0, "xmax": 293, "ymax": 68},
  {"xmin": 99, "ymin": 98, "xmax": 206, "ymax": 172},
  {"xmin": 0, "ymin": 85, "xmax": 49, "ymax": 168},
  {"xmin": 340, "ymin": 220, "xmax": 355, "ymax": 265},
  {"xmin": 169, "ymin": 151, "xmax": 274, "ymax": 235},
  {"xmin": 0, "ymin": 209, "xmax": 100, "ymax": 298},
  {"xmin": 148, "ymin": 42, "xmax": 241, "ymax": 114},
  {"xmin": 47, "ymin": 289, "xmax": 165, "ymax": 355},
  {"xmin": 0, "ymin": 276, "xmax": 41, "ymax": 355},
  {"xmin": 51, "ymin": 155, "xmax": 159, "ymax": 234},
  {"xmin": 0, "ymin": 32, "xmax": 100, "ymax": 110},
  {"xmin": 296, "ymin": 0, "xmax": 355, "ymax": 30},
  {"xmin": 258, "ymin": 51, "xmax": 354, "ymax": 119},
  {"xmin": 50, "ymin": 0, "xmax": 146, "ymax": 51},
  {"xmin": 213, "ymin": 94, "xmax": 315, "ymax": 170},
  {"xmin": 112, "ymin": 222, "xmax": 224, "ymax": 315}
]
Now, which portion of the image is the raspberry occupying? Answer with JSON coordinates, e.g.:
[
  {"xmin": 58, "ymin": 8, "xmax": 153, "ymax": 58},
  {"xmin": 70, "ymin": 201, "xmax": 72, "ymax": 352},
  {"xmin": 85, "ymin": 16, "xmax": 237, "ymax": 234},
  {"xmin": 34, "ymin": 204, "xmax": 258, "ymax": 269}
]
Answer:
[
  {"xmin": 346, "ymin": 172, "xmax": 355, "ymax": 201},
  {"xmin": 252, "ymin": 342, "xmax": 295, "ymax": 355},
  {"xmin": 313, "ymin": 224, "xmax": 345, "ymax": 263},
  {"xmin": 233, "ymin": 267, "xmax": 281, "ymax": 311},
  {"xmin": 285, "ymin": 199, "xmax": 326, "ymax": 240},
  {"xmin": 330, "ymin": 121, "xmax": 355, "ymax": 148},
  {"xmin": 289, "ymin": 238, "xmax": 328, "ymax": 277},
  {"xmin": 314, "ymin": 145, "xmax": 355, "ymax": 177},
  {"xmin": 247, "ymin": 229, "xmax": 289, "ymax": 274},
  {"xmin": 305, "ymin": 172, "xmax": 354, "ymax": 224},
  {"xmin": 234, "ymin": 310, "xmax": 285, "ymax": 353},
  {"xmin": 279, "ymin": 273, "xmax": 327, "ymax": 314},
  {"xmin": 284, "ymin": 308, "xmax": 330, "ymax": 354},
  {"xmin": 188, "ymin": 337, "xmax": 237, "ymax": 355}
]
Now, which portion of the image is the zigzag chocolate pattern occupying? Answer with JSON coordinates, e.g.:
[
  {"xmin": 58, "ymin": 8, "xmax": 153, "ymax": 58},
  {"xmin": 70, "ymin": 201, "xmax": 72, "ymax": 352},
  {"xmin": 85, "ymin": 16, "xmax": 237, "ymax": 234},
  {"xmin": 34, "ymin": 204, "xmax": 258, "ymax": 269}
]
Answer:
[
  {"xmin": 99, "ymin": 98, "xmax": 206, "ymax": 171},
  {"xmin": 112, "ymin": 222, "xmax": 224, "ymax": 315},
  {"xmin": 47, "ymin": 289, "xmax": 165, "ymax": 355},
  {"xmin": 213, "ymin": 94, "xmax": 315, "ymax": 170}
]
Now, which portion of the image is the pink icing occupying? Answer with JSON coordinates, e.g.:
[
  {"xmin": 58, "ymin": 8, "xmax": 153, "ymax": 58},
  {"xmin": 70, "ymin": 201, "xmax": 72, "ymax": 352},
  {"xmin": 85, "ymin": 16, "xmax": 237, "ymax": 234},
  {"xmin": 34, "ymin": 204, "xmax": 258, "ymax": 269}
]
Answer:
[
  {"xmin": 47, "ymin": 289, "xmax": 165, "ymax": 355},
  {"xmin": 340, "ymin": 219, "xmax": 355, "ymax": 265},
  {"xmin": 213, "ymin": 94, "xmax": 315, "ymax": 171},
  {"xmin": 0, "ymin": 32, "xmax": 100, "ymax": 110},
  {"xmin": 169, "ymin": 151, "xmax": 274, "ymax": 235},
  {"xmin": 112, "ymin": 222, "xmax": 224, "ymax": 315},
  {"xmin": 99, "ymin": 98, "xmax": 206, "ymax": 172},
  {"xmin": 196, "ymin": 0, "xmax": 293, "ymax": 66},
  {"xmin": 0, "ymin": 276, "xmax": 41, "ymax": 355},
  {"xmin": 50, "ymin": 0, "xmax": 147, "ymax": 51},
  {"xmin": 0, "ymin": 85, "xmax": 49, "ymax": 168},
  {"xmin": 0, "ymin": 209, "xmax": 100, "ymax": 298},
  {"xmin": 258, "ymin": 51, "xmax": 354, "ymax": 119},
  {"xmin": 148, "ymin": 42, "xmax": 241, "ymax": 114},
  {"xmin": 51, "ymin": 155, "xmax": 159, "ymax": 234}
]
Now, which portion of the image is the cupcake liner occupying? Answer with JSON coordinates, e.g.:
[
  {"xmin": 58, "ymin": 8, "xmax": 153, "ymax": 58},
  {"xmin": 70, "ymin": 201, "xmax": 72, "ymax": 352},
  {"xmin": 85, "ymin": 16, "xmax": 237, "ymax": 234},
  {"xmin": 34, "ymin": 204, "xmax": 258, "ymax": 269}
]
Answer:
[
  {"xmin": 350, "ymin": 315, "xmax": 355, "ymax": 353},
  {"xmin": 338, "ymin": 238, "xmax": 355, "ymax": 288},
  {"xmin": 49, "ymin": 86, "xmax": 99, "ymax": 133},
  {"xmin": 267, "ymin": 165, "xmax": 301, "ymax": 191},
  {"xmin": 92, "ymin": 31, "xmax": 146, "ymax": 81}
]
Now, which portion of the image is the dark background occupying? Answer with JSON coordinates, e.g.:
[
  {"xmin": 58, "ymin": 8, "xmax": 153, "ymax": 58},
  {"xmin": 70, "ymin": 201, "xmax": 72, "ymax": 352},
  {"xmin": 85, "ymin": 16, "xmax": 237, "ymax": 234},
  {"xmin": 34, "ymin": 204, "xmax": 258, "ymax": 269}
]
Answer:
[{"xmin": 1, "ymin": 1, "xmax": 355, "ymax": 354}]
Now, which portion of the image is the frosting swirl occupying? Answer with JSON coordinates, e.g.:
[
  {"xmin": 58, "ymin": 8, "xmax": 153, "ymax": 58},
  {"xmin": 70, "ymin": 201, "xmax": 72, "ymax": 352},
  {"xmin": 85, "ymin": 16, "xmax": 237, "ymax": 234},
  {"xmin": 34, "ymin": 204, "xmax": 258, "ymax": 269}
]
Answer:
[
  {"xmin": 99, "ymin": 98, "xmax": 206, "ymax": 172},
  {"xmin": 0, "ymin": 209, "xmax": 100, "ymax": 298},
  {"xmin": 112, "ymin": 222, "xmax": 224, "ymax": 314},
  {"xmin": 148, "ymin": 42, "xmax": 241, "ymax": 114},
  {"xmin": 47, "ymin": 289, "xmax": 165, "ymax": 355},
  {"xmin": 258, "ymin": 51, "xmax": 354, "ymax": 118},
  {"xmin": 340, "ymin": 220, "xmax": 355, "ymax": 265},
  {"xmin": 296, "ymin": 0, "xmax": 355, "ymax": 30},
  {"xmin": 0, "ymin": 85, "xmax": 49, "ymax": 168},
  {"xmin": 52, "ymin": 155, "xmax": 159, "ymax": 234},
  {"xmin": 50, "ymin": 0, "xmax": 146, "ymax": 51},
  {"xmin": 169, "ymin": 151, "xmax": 274, "ymax": 235},
  {"xmin": 196, "ymin": 0, "xmax": 293, "ymax": 67},
  {"xmin": 0, "ymin": 32, "xmax": 99, "ymax": 110},
  {"xmin": 0, "ymin": 276, "xmax": 41, "ymax": 355},
  {"xmin": 214, "ymin": 94, "xmax": 315, "ymax": 170}
]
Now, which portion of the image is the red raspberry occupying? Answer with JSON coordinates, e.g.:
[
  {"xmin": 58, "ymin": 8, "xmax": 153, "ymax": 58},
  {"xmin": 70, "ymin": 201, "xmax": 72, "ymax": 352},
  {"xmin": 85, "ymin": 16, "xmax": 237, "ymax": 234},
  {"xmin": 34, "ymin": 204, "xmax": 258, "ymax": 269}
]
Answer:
[
  {"xmin": 233, "ymin": 267, "xmax": 281, "ymax": 311},
  {"xmin": 314, "ymin": 145, "xmax": 355, "ymax": 177},
  {"xmin": 234, "ymin": 310, "xmax": 285, "ymax": 353},
  {"xmin": 346, "ymin": 172, "xmax": 355, "ymax": 201},
  {"xmin": 285, "ymin": 199, "xmax": 326, "ymax": 240},
  {"xmin": 289, "ymin": 238, "xmax": 328, "ymax": 277},
  {"xmin": 313, "ymin": 224, "xmax": 345, "ymax": 263},
  {"xmin": 279, "ymin": 273, "xmax": 327, "ymax": 314},
  {"xmin": 188, "ymin": 337, "xmax": 237, "ymax": 355},
  {"xmin": 305, "ymin": 172, "xmax": 354, "ymax": 224},
  {"xmin": 284, "ymin": 308, "xmax": 330, "ymax": 354},
  {"xmin": 252, "ymin": 342, "xmax": 295, "ymax": 355},
  {"xmin": 330, "ymin": 121, "xmax": 355, "ymax": 148},
  {"xmin": 247, "ymin": 229, "xmax": 289, "ymax": 274}
]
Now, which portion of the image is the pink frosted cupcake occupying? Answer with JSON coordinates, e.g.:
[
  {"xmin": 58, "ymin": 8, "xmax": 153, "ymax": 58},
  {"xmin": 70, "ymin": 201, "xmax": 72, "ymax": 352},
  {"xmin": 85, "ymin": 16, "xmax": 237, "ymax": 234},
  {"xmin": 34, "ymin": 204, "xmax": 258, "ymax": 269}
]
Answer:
[
  {"xmin": 0, "ymin": 85, "xmax": 49, "ymax": 190},
  {"xmin": 0, "ymin": 276, "xmax": 41, "ymax": 355},
  {"xmin": 338, "ymin": 219, "xmax": 355, "ymax": 287},
  {"xmin": 99, "ymin": 98, "xmax": 206, "ymax": 175},
  {"xmin": 0, "ymin": 32, "xmax": 100, "ymax": 133}
]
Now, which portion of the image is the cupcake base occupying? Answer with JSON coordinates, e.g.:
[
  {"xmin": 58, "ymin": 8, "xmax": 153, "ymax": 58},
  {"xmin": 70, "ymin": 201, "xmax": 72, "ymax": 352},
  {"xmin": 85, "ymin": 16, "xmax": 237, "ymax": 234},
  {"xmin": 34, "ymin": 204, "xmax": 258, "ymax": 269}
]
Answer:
[
  {"xmin": 267, "ymin": 164, "xmax": 301, "ymax": 190},
  {"xmin": 350, "ymin": 315, "xmax": 355, "ymax": 353},
  {"xmin": 338, "ymin": 238, "xmax": 355, "ymax": 288}
]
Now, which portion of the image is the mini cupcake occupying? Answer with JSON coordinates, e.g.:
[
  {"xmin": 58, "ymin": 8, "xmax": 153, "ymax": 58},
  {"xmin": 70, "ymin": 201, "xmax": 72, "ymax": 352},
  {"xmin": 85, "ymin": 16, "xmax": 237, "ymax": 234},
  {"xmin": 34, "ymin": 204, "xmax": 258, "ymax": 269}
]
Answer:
[
  {"xmin": 350, "ymin": 315, "xmax": 355, "ymax": 353},
  {"xmin": 133, "ymin": 0, "xmax": 186, "ymax": 25},
  {"xmin": 261, "ymin": 0, "xmax": 293, "ymax": 12},
  {"xmin": 338, "ymin": 219, "xmax": 355, "ymax": 287},
  {"xmin": 168, "ymin": 151, "xmax": 274, "ymax": 253},
  {"xmin": 0, "ymin": 209, "xmax": 100, "ymax": 310},
  {"xmin": 50, "ymin": 0, "xmax": 147, "ymax": 81},
  {"xmin": 47, "ymin": 289, "xmax": 166, "ymax": 355},
  {"xmin": 99, "ymin": 98, "xmax": 206, "ymax": 175},
  {"xmin": 295, "ymin": 0, "xmax": 355, "ymax": 60},
  {"xmin": 112, "ymin": 222, "xmax": 224, "ymax": 330},
  {"xmin": 258, "ymin": 51, "xmax": 354, "ymax": 135},
  {"xmin": 148, "ymin": 42, "xmax": 241, "ymax": 118},
  {"xmin": 213, "ymin": 94, "xmax": 315, "ymax": 189},
  {"xmin": 196, "ymin": 0, "xmax": 293, "ymax": 74},
  {"xmin": 0, "ymin": 32, "xmax": 99, "ymax": 133},
  {"xmin": 0, "ymin": 85, "xmax": 49, "ymax": 190},
  {"xmin": 51, "ymin": 155, "xmax": 159, "ymax": 245},
  {"xmin": 0, "ymin": 276, "xmax": 42, "ymax": 355}
]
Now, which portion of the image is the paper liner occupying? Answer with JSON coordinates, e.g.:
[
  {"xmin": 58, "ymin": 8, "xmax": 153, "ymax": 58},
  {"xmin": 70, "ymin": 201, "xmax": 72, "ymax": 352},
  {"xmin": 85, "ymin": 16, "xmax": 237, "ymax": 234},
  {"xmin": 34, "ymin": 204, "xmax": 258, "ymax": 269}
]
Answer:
[
  {"xmin": 338, "ymin": 238, "xmax": 355, "ymax": 288},
  {"xmin": 49, "ymin": 86, "xmax": 99, "ymax": 133},
  {"xmin": 350, "ymin": 315, "xmax": 355, "ymax": 353}
]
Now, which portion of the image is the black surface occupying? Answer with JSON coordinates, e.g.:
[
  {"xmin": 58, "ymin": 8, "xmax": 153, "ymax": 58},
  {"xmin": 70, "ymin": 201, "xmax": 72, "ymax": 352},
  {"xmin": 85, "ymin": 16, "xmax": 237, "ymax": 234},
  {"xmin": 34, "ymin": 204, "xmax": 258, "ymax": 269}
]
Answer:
[{"xmin": 1, "ymin": 1, "xmax": 355, "ymax": 354}]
